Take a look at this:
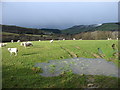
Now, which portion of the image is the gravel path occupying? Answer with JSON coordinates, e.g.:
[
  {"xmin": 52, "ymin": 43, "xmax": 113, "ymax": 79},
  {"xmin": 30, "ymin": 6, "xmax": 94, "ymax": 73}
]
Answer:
[{"xmin": 35, "ymin": 58, "xmax": 119, "ymax": 77}]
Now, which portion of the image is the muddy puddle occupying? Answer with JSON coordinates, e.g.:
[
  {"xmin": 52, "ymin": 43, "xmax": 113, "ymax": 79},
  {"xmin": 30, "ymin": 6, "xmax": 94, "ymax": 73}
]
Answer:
[{"xmin": 34, "ymin": 58, "xmax": 119, "ymax": 77}]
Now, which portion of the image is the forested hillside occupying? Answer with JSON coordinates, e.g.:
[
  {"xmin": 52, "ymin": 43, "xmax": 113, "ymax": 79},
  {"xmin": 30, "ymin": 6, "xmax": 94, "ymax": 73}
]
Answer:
[{"xmin": 62, "ymin": 23, "xmax": 119, "ymax": 34}]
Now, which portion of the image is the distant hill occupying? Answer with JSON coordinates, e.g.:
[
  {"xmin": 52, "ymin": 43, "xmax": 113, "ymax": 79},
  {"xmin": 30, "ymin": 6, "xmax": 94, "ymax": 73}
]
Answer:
[
  {"xmin": 1, "ymin": 23, "xmax": 119, "ymax": 35},
  {"xmin": 62, "ymin": 23, "xmax": 119, "ymax": 34},
  {"xmin": 1, "ymin": 25, "xmax": 61, "ymax": 35},
  {"xmin": 1, "ymin": 25, "xmax": 64, "ymax": 42},
  {"xmin": 1, "ymin": 23, "xmax": 119, "ymax": 42}
]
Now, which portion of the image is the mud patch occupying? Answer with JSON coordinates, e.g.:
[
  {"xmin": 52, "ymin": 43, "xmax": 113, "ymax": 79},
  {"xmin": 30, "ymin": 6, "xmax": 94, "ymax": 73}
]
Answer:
[{"xmin": 34, "ymin": 58, "xmax": 119, "ymax": 77}]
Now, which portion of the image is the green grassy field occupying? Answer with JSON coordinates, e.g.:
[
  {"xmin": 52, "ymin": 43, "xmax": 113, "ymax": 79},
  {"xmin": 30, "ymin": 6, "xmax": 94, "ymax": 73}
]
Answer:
[{"xmin": 2, "ymin": 40, "xmax": 119, "ymax": 88}]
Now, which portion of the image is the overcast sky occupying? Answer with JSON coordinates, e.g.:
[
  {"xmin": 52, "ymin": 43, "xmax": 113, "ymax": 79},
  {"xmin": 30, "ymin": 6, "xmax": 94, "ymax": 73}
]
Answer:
[{"xmin": 2, "ymin": 2, "xmax": 118, "ymax": 29}]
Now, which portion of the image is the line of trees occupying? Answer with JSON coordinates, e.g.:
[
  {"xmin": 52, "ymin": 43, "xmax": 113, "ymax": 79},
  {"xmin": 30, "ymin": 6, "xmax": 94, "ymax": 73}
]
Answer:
[
  {"xmin": 74, "ymin": 31, "xmax": 118, "ymax": 40},
  {"xmin": 1, "ymin": 31, "xmax": 119, "ymax": 42}
]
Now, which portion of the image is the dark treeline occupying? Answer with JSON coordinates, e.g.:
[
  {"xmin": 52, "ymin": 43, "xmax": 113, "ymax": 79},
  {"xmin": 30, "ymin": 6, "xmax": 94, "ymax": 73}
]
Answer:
[{"xmin": 1, "ymin": 31, "xmax": 119, "ymax": 42}]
